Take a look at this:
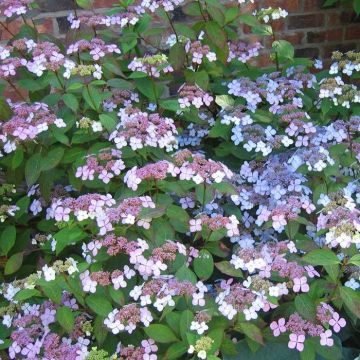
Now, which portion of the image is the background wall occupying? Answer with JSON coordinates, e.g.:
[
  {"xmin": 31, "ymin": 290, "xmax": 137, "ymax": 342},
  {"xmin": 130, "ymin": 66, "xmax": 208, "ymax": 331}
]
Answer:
[{"xmin": 1, "ymin": 0, "xmax": 359, "ymax": 60}]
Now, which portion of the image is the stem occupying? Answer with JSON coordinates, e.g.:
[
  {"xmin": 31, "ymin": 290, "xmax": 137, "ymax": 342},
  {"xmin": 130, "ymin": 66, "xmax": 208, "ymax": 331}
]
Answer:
[
  {"xmin": 150, "ymin": 76, "xmax": 159, "ymax": 109},
  {"xmin": 272, "ymin": 31, "xmax": 280, "ymax": 71},
  {"xmin": 201, "ymin": 182, "xmax": 207, "ymax": 212},
  {"xmin": 21, "ymin": 14, "xmax": 28, "ymax": 26},
  {"xmin": 137, "ymin": 32, "xmax": 163, "ymax": 52},
  {"xmin": 165, "ymin": 11, "xmax": 179, "ymax": 42},
  {"xmin": 55, "ymin": 71, "xmax": 65, "ymax": 91},
  {"xmin": 7, "ymin": 80, "xmax": 27, "ymax": 102},
  {"xmin": 197, "ymin": 0, "xmax": 207, "ymax": 21},
  {"xmin": 0, "ymin": 21, "xmax": 15, "ymax": 37}
]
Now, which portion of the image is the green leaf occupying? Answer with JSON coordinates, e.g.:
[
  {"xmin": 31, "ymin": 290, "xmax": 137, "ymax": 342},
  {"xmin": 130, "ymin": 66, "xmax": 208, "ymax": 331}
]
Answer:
[
  {"xmin": 14, "ymin": 288, "xmax": 41, "ymax": 301},
  {"xmin": 215, "ymin": 95, "xmax": 234, "ymax": 110},
  {"xmin": 86, "ymin": 295, "xmax": 113, "ymax": 317},
  {"xmin": 40, "ymin": 280, "xmax": 63, "ymax": 304},
  {"xmin": 4, "ymin": 252, "xmax": 24, "ymax": 275},
  {"xmin": 272, "ymin": 40, "xmax": 294, "ymax": 61},
  {"xmin": 349, "ymin": 254, "xmax": 360, "ymax": 266},
  {"xmin": 193, "ymin": 249, "xmax": 214, "ymax": 280},
  {"xmin": 93, "ymin": 315, "xmax": 107, "ymax": 345},
  {"xmin": 179, "ymin": 310, "xmax": 194, "ymax": 340},
  {"xmin": 176, "ymin": 265, "xmax": 197, "ymax": 284},
  {"xmin": 11, "ymin": 148, "xmax": 24, "ymax": 169},
  {"xmin": 205, "ymin": 21, "xmax": 227, "ymax": 49},
  {"xmin": 0, "ymin": 97, "xmax": 12, "ymax": 121},
  {"xmin": 166, "ymin": 204, "xmax": 189, "ymax": 222},
  {"xmin": 134, "ymin": 78, "xmax": 163, "ymax": 101},
  {"xmin": 25, "ymin": 153, "xmax": 42, "ymax": 186},
  {"xmin": 76, "ymin": 0, "xmax": 92, "ymax": 8},
  {"xmin": 56, "ymin": 306, "xmax": 75, "ymax": 333},
  {"xmin": 165, "ymin": 341, "xmax": 188, "ymax": 360},
  {"xmin": 169, "ymin": 42, "xmax": 186, "ymax": 70},
  {"xmin": 55, "ymin": 226, "xmax": 87, "ymax": 254},
  {"xmin": 0, "ymin": 226, "xmax": 16, "ymax": 256},
  {"xmin": 340, "ymin": 286, "xmax": 360, "ymax": 318},
  {"xmin": 354, "ymin": 0, "xmax": 360, "ymax": 14},
  {"xmin": 99, "ymin": 114, "xmax": 116, "ymax": 132},
  {"xmin": 215, "ymin": 261, "xmax": 243, "ymax": 277},
  {"xmin": 63, "ymin": 93, "xmax": 79, "ymax": 112},
  {"xmin": 144, "ymin": 324, "xmax": 179, "ymax": 343},
  {"xmin": 107, "ymin": 78, "xmax": 134, "ymax": 90},
  {"xmin": 294, "ymin": 294, "xmax": 316, "ymax": 321},
  {"xmin": 42, "ymin": 148, "xmax": 65, "ymax": 171},
  {"xmin": 235, "ymin": 323, "xmax": 264, "ymax": 345},
  {"xmin": 324, "ymin": 264, "xmax": 339, "ymax": 281},
  {"xmin": 302, "ymin": 249, "xmax": 340, "ymax": 266}
]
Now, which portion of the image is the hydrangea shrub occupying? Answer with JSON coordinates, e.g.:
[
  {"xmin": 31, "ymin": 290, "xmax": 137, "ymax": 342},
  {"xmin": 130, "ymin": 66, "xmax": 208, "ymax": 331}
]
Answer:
[{"xmin": 0, "ymin": 0, "xmax": 360, "ymax": 359}]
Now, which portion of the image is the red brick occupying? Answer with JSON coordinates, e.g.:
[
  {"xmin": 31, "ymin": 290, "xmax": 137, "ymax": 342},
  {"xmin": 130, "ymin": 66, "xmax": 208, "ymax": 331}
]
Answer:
[
  {"xmin": 0, "ymin": 18, "xmax": 53, "ymax": 41},
  {"xmin": 295, "ymin": 47, "xmax": 320, "ymax": 58},
  {"xmin": 307, "ymin": 28, "xmax": 343, "ymax": 43},
  {"xmin": 288, "ymin": 14, "xmax": 325, "ymax": 29},
  {"xmin": 0, "ymin": 20, "xmax": 20, "ymax": 40},
  {"xmin": 345, "ymin": 25, "xmax": 360, "ymax": 40},
  {"xmin": 271, "ymin": 20, "xmax": 285, "ymax": 32},
  {"xmin": 327, "ymin": 11, "xmax": 359, "ymax": 26},
  {"xmin": 282, "ymin": 31, "xmax": 305, "ymax": 45},
  {"xmin": 303, "ymin": 0, "xmax": 326, "ymax": 11},
  {"xmin": 35, "ymin": 18, "xmax": 54, "ymax": 34},
  {"xmin": 263, "ymin": 0, "xmax": 301, "ymax": 13}
]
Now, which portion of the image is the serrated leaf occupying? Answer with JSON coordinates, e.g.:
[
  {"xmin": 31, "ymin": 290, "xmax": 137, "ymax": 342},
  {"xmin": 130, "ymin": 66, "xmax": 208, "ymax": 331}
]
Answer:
[
  {"xmin": 194, "ymin": 249, "xmax": 214, "ymax": 280},
  {"xmin": 144, "ymin": 324, "xmax": 179, "ymax": 343},
  {"xmin": 42, "ymin": 148, "xmax": 65, "ymax": 171},
  {"xmin": 340, "ymin": 286, "xmax": 360, "ymax": 318},
  {"xmin": 25, "ymin": 153, "xmax": 42, "ymax": 186},
  {"xmin": 63, "ymin": 93, "xmax": 79, "ymax": 112},
  {"xmin": 56, "ymin": 306, "xmax": 75, "ymax": 333},
  {"xmin": 215, "ymin": 261, "xmax": 243, "ymax": 277},
  {"xmin": 235, "ymin": 323, "xmax": 264, "ymax": 345},
  {"xmin": 302, "ymin": 249, "xmax": 340, "ymax": 266},
  {"xmin": 0, "ymin": 226, "xmax": 16, "ymax": 256},
  {"xmin": 4, "ymin": 252, "xmax": 23, "ymax": 275},
  {"xmin": 294, "ymin": 294, "xmax": 316, "ymax": 321},
  {"xmin": 86, "ymin": 295, "xmax": 112, "ymax": 317}
]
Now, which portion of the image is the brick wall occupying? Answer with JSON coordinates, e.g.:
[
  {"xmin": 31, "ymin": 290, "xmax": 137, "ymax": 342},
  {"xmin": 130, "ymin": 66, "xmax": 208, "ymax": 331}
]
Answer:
[{"xmin": 1, "ymin": 0, "xmax": 359, "ymax": 60}]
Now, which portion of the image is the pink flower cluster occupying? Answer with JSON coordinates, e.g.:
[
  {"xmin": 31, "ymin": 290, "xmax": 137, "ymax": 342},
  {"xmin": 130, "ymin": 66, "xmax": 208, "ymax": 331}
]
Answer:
[
  {"xmin": 130, "ymin": 278, "xmax": 207, "ymax": 312},
  {"xmin": 185, "ymin": 41, "xmax": 217, "ymax": 64},
  {"xmin": 0, "ymin": 0, "xmax": 32, "ymax": 17},
  {"xmin": 104, "ymin": 304, "xmax": 153, "ymax": 334},
  {"xmin": 75, "ymin": 148, "xmax": 125, "ymax": 184},
  {"xmin": 120, "ymin": 339, "xmax": 158, "ymax": 360},
  {"xmin": 125, "ymin": 160, "xmax": 178, "ymax": 190},
  {"xmin": 67, "ymin": 9, "xmax": 140, "ymax": 30},
  {"xmin": 109, "ymin": 107, "xmax": 178, "ymax": 151},
  {"xmin": 0, "ymin": 57, "xmax": 26, "ymax": 79},
  {"xmin": 8, "ymin": 297, "xmax": 87, "ymax": 360},
  {"xmin": 67, "ymin": 38, "xmax": 121, "ymax": 61},
  {"xmin": 189, "ymin": 214, "xmax": 239, "ymax": 237},
  {"xmin": 141, "ymin": 0, "xmax": 185, "ymax": 12},
  {"xmin": 173, "ymin": 149, "xmax": 233, "ymax": 184},
  {"xmin": 0, "ymin": 102, "xmax": 65, "ymax": 154},
  {"xmin": 227, "ymin": 41, "xmax": 262, "ymax": 63},
  {"xmin": 103, "ymin": 89, "xmax": 139, "ymax": 112},
  {"xmin": 128, "ymin": 55, "xmax": 174, "ymax": 77},
  {"xmin": 178, "ymin": 83, "xmax": 214, "ymax": 109},
  {"xmin": 271, "ymin": 304, "xmax": 346, "ymax": 352}
]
